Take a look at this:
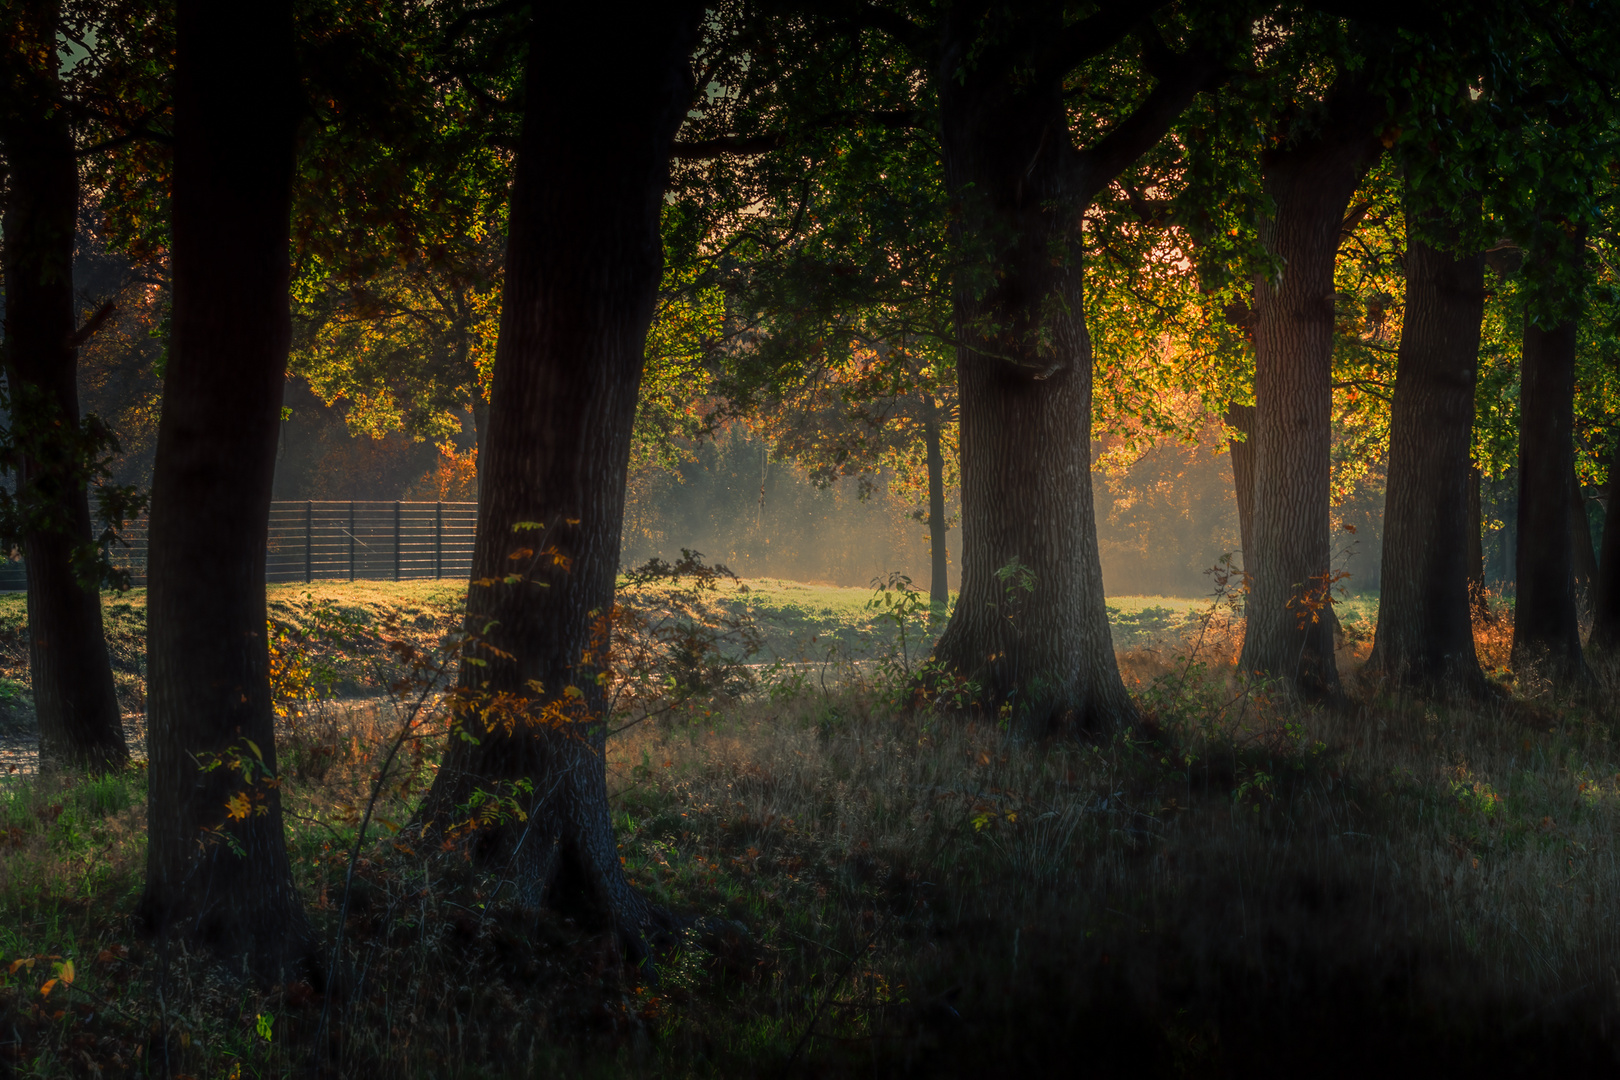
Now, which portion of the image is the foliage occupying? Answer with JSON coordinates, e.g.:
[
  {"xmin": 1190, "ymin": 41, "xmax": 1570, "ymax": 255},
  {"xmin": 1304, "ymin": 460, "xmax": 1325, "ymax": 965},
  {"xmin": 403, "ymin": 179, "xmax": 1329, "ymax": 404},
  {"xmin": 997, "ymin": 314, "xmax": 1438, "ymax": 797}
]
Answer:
[
  {"xmin": 612, "ymin": 550, "xmax": 765, "ymax": 723},
  {"xmin": 0, "ymin": 382, "xmax": 147, "ymax": 592}
]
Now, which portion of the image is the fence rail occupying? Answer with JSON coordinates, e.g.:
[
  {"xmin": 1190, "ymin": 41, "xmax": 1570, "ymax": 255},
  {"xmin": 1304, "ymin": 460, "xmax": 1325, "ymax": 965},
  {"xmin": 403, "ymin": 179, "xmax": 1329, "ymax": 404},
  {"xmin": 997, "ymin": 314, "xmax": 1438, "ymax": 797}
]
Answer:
[{"xmin": 0, "ymin": 501, "xmax": 478, "ymax": 590}]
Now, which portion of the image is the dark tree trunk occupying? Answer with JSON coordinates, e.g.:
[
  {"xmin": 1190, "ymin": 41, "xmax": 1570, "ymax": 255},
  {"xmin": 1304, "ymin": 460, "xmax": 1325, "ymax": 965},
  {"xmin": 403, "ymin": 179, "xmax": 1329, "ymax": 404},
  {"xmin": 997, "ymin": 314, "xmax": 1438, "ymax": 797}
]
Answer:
[
  {"xmin": 922, "ymin": 395, "xmax": 949, "ymax": 611},
  {"xmin": 1512, "ymin": 303, "xmax": 1591, "ymax": 683},
  {"xmin": 0, "ymin": 0, "xmax": 128, "ymax": 771},
  {"xmin": 1570, "ymin": 466, "xmax": 1598, "ymax": 616},
  {"xmin": 471, "ymin": 399, "xmax": 489, "ymax": 500},
  {"xmin": 416, "ymin": 5, "xmax": 700, "ymax": 967},
  {"xmin": 1368, "ymin": 212, "xmax": 1487, "ymax": 693},
  {"xmin": 1238, "ymin": 80, "xmax": 1383, "ymax": 699},
  {"xmin": 1226, "ymin": 401, "xmax": 1257, "ymax": 575},
  {"xmin": 1467, "ymin": 466, "xmax": 1487, "ymax": 610},
  {"xmin": 140, "ymin": 0, "xmax": 312, "ymax": 978},
  {"xmin": 927, "ymin": 10, "xmax": 1215, "ymax": 729},
  {"xmin": 1591, "ymin": 436, "xmax": 1620, "ymax": 652}
]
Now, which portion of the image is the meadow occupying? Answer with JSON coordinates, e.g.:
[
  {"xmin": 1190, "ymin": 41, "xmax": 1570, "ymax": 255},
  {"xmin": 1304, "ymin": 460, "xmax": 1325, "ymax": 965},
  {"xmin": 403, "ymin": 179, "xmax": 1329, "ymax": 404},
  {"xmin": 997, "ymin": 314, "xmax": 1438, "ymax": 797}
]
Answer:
[{"xmin": 0, "ymin": 579, "xmax": 1616, "ymax": 1076}]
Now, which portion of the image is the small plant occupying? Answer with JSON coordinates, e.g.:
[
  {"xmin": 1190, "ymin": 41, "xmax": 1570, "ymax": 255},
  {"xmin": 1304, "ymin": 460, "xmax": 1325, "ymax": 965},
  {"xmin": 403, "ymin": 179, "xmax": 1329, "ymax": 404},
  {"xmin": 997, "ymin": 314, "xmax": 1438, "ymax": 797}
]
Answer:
[
  {"xmin": 611, "ymin": 550, "xmax": 765, "ymax": 729},
  {"xmin": 865, "ymin": 571, "xmax": 933, "ymax": 683}
]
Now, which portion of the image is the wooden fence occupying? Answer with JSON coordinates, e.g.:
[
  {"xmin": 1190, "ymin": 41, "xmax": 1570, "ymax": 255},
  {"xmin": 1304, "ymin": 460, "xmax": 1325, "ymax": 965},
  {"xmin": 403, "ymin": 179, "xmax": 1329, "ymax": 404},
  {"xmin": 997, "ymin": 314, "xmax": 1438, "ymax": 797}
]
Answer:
[{"xmin": 0, "ymin": 501, "xmax": 478, "ymax": 590}]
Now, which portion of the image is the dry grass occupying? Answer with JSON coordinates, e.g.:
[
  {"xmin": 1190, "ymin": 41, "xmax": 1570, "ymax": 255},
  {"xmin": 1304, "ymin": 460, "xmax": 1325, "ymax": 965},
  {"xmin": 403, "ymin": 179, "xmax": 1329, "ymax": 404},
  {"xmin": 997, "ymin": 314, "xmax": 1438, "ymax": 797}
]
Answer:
[
  {"xmin": 3, "ymin": 593, "xmax": 1620, "ymax": 1076},
  {"xmin": 599, "ymin": 637, "xmax": 1620, "ymax": 1075}
]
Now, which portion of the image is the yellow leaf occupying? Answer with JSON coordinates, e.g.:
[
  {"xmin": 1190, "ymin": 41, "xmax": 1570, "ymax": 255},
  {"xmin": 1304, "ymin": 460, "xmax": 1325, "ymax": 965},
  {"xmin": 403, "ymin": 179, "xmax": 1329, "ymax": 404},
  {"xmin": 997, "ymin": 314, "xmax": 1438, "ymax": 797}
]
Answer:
[
  {"xmin": 225, "ymin": 793, "xmax": 252, "ymax": 820},
  {"xmin": 39, "ymin": 978, "xmax": 57, "ymax": 998},
  {"xmin": 59, "ymin": 959, "xmax": 73, "ymax": 985},
  {"xmin": 377, "ymin": 817, "xmax": 401, "ymax": 835}
]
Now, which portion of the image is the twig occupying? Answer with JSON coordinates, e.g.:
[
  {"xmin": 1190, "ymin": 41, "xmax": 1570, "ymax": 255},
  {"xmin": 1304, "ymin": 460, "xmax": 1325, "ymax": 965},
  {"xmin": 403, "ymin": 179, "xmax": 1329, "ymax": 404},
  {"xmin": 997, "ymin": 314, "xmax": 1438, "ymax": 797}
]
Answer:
[{"xmin": 311, "ymin": 661, "xmax": 445, "ymax": 1065}]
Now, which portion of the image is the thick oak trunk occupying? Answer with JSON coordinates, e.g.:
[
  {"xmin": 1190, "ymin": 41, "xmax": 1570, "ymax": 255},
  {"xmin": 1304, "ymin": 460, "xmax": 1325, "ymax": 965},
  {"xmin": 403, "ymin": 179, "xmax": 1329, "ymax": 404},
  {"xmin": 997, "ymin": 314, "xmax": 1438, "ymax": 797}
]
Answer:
[
  {"xmin": 1591, "ymin": 437, "xmax": 1620, "ymax": 653},
  {"xmin": 1512, "ymin": 308, "xmax": 1590, "ymax": 683},
  {"xmin": 417, "ymin": 6, "xmax": 700, "ymax": 966},
  {"xmin": 927, "ymin": 12, "xmax": 1212, "ymax": 729},
  {"xmin": 922, "ymin": 396, "xmax": 949, "ymax": 610},
  {"xmin": 140, "ymin": 1, "xmax": 312, "ymax": 978},
  {"xmin": 1238, "ymin": 83, "xmax": 1382, "ymax": 699},
  {"xmin": 472, "ymin": 399, "xmax": 490, "ymax": 501},
  {"xmin": 928, "ymin": 53, "xmax": 1125, "ymax": 728},
  {"xmin": 1227, "ymin": 402, "xmax": 1257, "ymax": 575},
  {"xmin": 0, "ymin": 0, "xmax": 128, "ymax": 771},
  {"xmin": 1368, "ymin": 214, "xmax": 1487, "ymax": 693}
]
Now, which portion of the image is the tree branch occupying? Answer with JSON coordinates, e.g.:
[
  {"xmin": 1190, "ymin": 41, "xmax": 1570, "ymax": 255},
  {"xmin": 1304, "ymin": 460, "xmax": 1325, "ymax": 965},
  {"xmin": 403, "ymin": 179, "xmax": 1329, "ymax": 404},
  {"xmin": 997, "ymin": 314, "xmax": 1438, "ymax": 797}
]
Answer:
[
  {"xmin": 811, "ymin": 1, "xmax": 931, "ymax": 57},
  {"xmin": 1340, "ymin": 200, "xmax": 1373, "ymax": 237},
  {"xmin": 1114, "ymin": 180, "xmax": 1174, "ymax": 227},
  {"xmin": 1075, "ymin": 30, "xmax": 1226, "ymax": 201},
  {"xmin": 65, "ymin": 301, "xmax": 116, "ymax": 350},
  {"xmin": 77, "ymin": 126, "xmax": 173, "ymax": 156},
  {"xmin": 1038, "ymin": 1, "xmax": 1170, "ymax": 78},
  {"xmin": 455, "ymin": 73, "xmax": 521, "ymax": 114},
  {"xmin": 672, "ymin": 109, "xmax": 921, "ymax": 160},
  {"xmin": 672, "ymin": 133, "xmax": 786, "ymax": 160},
  {"xmin": 439, "ymin": 0, "xmax": 526, "ymax": 46}
]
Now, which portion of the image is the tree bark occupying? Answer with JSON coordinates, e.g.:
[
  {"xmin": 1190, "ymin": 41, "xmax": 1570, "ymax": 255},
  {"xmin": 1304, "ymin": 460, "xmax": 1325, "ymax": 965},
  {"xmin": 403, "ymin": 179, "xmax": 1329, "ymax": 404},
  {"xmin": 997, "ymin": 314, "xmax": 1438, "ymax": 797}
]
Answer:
[
  {"xmin": 922, "ymin": 394, "xmax": 949, "ymax": 611},
  {"xmin": 927, "ymin": 10, "xmax": 1215, "ymax": 730},
  {"xmin": 1367, "ymin": 212, "xmax": 1487, "ymax": 694},
  {"xmin": 1512, "ymin": 302, "xmax": 1591, "ymax": 684},
  {"xmin": 1238, "ymin": 79, "xmax": 1384, "ymax": 699},
  {"xmin": 1570, "ymin": 465, "xmax": 1598, "ymax": 616},
  {"xmin": 1226, "ymin": 401, "xmax": 1257, "ymax": 575},
  {"xmin": 1467, "ymin": 466, "xmax": 1487, "ymax": 611},
  {"xmin": 140, "ymin": 0, "xmax": 312, "ymax": 979},
  {"xmin": 0, "ymin": 0, "xmax": 129, "ymax": 771},
  {"xmin": 471, "ymin": 399, "xmax": 490, "ymax": 500},
  {"xmin": 416, "ymin": 4, "xmax": 701, "ymax": 968},
  {"xmin": 1590, "ymin": 436, "xmax": 1620, "ymax": 652}
]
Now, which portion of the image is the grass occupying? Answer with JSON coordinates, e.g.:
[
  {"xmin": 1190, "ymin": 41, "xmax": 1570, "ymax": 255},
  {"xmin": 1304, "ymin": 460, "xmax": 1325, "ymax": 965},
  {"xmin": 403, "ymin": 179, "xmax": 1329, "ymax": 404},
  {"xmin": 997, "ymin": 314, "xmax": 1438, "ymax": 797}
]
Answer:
[
  {"xmin": 0, "ymin": 578, "xmax": 1378, "ymax": 699},
  {"xmin": 0, "ymin": 581, "xmax": 1617, "ymax": 1076}
]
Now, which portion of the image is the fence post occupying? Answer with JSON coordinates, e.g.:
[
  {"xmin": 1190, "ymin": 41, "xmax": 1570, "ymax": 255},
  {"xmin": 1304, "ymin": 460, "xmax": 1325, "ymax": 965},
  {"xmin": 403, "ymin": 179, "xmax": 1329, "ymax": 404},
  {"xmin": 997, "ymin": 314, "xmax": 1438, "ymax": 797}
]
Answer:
[
  {"xmin": 305, "ymin": 500, "xmax": 313, "ymax": 583},
  {"xmin": 435, "ymin": 502, "xmax": 443, "ymax": 579},
  {"xmin": 394, "ymin": 501, "xmax": 402, "ymax": 581},
  {"xmin": 348, "ymin": 501, "xmax": 356, "ymax": 581}
]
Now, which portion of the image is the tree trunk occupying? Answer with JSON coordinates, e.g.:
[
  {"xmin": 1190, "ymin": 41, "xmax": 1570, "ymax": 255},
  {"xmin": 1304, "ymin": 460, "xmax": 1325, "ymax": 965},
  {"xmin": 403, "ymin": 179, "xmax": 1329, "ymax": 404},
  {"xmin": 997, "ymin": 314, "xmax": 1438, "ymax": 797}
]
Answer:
[
  {"xmin": 1367, "ymin": 212, "xmax": 1487, "ymax": 694},
  {"xmin": 927, "ymin": 11, "xmax": 1214, "ymax": 730},
  {"xmin": 922, "ymin": 395, "xmax": 949, "ymax": 611},
  {"xmin": 1570, "ymin": 466, "xmax": 1598, "ymax": 617},
  {"xmin": 416, "ymin": 5, "xmax": 700, "ymax": 968},
  {"xmin": 140, "ymin": 0, "xmax": 312, "ymax": 979},
  {"xmin": 1467, "ymin": 466, "xmax": 1487, "ymax": 611},
  {"xmin": 471, "ymin": 399, "xmax": 490, "ymax": 500},
  {"xmin": 1226, "ymin": 401, "xmax": 1257, "ymax": 576},
  {"xmin": 0, "ymin": 0, "xmax": 128, "ymax": 771},
  {"xmin": 1511, "ymin": 302, "xmax": 1590, "ymax": 684},
  {"xmin": 1238, "ymin": 80, "xmax": 1383, "ymax": 699},
  {"xmin": 1590, "ymin": 436, "xmax": 1620, "ymax": 652}
]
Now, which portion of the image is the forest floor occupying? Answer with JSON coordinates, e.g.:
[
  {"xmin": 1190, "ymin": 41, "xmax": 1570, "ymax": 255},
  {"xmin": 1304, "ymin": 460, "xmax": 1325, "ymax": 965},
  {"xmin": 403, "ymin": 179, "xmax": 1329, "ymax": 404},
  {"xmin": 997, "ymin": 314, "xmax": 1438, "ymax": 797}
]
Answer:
[{"xmin": 1, "ymin": 579, "xmax": 1617, "ymax": 1077}]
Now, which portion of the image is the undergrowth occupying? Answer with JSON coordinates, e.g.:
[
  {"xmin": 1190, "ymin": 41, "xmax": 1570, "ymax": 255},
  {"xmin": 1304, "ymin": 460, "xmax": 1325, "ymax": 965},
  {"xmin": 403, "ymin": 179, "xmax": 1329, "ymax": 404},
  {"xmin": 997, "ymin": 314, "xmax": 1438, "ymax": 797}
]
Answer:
[{"xmin": 1, "ymin": 580, "xmax": 1618, "ymax": 1077}]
